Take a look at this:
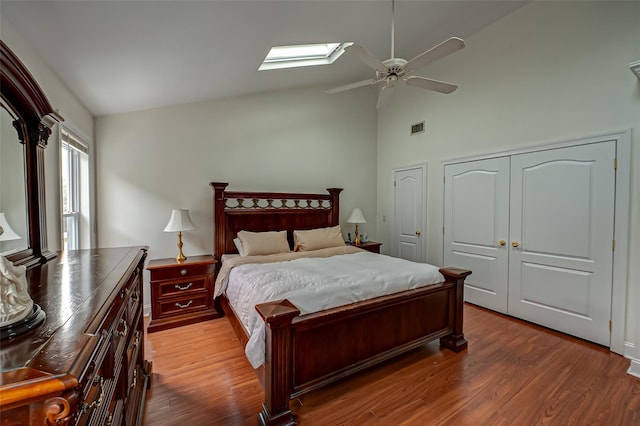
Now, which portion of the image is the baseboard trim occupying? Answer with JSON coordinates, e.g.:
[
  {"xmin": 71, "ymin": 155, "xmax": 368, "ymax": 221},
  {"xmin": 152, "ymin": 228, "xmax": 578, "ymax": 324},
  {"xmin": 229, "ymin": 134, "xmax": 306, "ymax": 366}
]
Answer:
[{"xmin": 628, "ymin": 358, "xmax": 640, "ymax": 379}]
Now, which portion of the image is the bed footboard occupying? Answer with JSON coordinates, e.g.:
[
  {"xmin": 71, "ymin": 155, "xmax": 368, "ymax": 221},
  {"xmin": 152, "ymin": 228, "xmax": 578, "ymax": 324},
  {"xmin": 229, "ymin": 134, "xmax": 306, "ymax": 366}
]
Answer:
[
  {"xmin": 439, "ymin": 267, "xmax": 472, "ymax": 352},
  {"xmin": 255, "ymin": 267, "xmax": 471, "ymax": 426},
  {"xmin": 256, "ymin": 300, "xmax": 300, "ymax": 426}
]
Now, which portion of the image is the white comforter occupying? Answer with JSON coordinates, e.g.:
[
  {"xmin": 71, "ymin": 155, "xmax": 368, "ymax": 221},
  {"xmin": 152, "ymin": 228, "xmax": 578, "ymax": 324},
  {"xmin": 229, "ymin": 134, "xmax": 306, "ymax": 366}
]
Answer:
[{"xmin": 220, "ymin": 249, "xmax": 444, "ymax": 369}]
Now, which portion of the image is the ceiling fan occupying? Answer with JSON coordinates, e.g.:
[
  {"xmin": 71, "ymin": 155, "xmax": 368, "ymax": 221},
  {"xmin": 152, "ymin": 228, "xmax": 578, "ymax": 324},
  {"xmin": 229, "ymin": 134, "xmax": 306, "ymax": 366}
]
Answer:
[{"xmin": 327, "ymin": 0, "xmax": 466, "ymax": 108}]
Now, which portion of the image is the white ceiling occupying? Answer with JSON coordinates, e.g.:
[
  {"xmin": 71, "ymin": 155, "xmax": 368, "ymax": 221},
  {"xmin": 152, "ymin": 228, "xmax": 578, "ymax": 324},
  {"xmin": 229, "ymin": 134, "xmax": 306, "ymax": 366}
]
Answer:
[{"xmin": 1, "ymin": 1, "xmax": 527, "ymax": 116}]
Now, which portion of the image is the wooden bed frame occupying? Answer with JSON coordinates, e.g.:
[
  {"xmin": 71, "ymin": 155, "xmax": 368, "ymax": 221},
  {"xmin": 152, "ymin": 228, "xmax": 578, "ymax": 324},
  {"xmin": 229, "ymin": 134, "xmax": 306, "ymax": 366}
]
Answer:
[{"xmin": 210, "ymin": 182, "xmax": 471, "ymax": 426}]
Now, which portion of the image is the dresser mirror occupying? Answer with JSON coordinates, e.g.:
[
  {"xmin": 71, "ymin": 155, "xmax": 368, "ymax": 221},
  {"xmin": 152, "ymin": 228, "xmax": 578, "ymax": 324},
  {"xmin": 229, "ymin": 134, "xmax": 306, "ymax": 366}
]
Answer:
[
  {"xmin": 1, "ymin": 40, "xmax": 62, "ymax": 267},
  {"xmin": 0, "ymin": 105, "xmax": 28, "ymax": 256}
]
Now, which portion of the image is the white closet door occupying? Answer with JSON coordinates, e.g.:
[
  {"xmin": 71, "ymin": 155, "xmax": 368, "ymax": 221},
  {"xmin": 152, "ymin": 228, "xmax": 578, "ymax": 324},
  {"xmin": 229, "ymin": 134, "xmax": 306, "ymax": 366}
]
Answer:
[
  {"xmin": 444, "ymin": 157, "xmax": 510, "ymax": 313},
  {"xmin": 508, "ymin": 141, "xmax": 615, "ymax": 346}
]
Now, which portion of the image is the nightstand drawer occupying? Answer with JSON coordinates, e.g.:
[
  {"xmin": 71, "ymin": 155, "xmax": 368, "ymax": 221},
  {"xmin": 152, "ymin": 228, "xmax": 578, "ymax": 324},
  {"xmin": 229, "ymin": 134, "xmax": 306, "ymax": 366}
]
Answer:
[
  {"xmin": 150, "ymin": 263, "xmax": 214, "ymax": 281},
  {"xmin": 156, "ymin": 293, "xmax": 210, "ymax": 318},
  {"xmin": 157, "ymin": 277, "xmax": 208, "ymax": 297}
]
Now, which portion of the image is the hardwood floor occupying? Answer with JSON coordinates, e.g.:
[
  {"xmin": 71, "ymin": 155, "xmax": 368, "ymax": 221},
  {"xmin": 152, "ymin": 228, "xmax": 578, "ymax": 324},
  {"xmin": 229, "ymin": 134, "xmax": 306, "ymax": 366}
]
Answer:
[{"xmin": 143, "ymin": 304, "xmax": 640, "ymax": 425}]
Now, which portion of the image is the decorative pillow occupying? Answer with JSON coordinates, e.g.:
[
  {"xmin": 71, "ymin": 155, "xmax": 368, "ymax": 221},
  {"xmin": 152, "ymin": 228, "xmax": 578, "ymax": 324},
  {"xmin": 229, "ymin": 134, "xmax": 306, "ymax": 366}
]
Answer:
[
  {"xmin": 294, "ymin": 225, "xmax": 345, "ymax": 252},
  {"xmin": 236, "ymin": 230, "xmax": 290, "ymax": 256},
  {"xmin": 233, "ymin": 238, "xmax": 244, "ymax": 256}
]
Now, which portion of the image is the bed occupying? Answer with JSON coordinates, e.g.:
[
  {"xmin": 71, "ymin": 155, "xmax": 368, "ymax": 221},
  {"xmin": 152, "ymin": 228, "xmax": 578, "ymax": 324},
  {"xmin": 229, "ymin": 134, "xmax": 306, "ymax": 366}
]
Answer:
[{"xmin": 210, "ymin": 182, "xmax": 471, "ymax": 426}]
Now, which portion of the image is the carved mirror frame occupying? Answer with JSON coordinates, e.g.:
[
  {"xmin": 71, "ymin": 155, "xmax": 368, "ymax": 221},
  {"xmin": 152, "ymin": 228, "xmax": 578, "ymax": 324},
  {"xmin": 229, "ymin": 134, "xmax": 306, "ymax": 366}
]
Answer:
[{"xmin": 1, "ymin": 41, "xmax": 62, "ymax": 267}]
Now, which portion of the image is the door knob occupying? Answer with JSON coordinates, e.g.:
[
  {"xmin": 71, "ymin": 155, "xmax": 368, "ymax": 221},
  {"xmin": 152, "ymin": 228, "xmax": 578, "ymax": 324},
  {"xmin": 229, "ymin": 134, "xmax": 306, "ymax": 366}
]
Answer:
[
  {"xmin": 511, "ymin": 241, "xmax": 520, "ymax": 247},
  {"xmin": 415, "ymin": 230, "xmax": 422, "ymax": 236},
  {"xmin": 499, "ymin": 240, "xmax": 507, "ymax": 246}
]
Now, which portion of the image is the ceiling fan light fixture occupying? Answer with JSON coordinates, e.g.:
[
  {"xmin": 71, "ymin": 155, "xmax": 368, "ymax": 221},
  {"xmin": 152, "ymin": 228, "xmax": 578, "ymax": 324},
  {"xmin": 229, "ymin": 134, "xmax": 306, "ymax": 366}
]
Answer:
[
  {"xmin": 325, "ymin": 0, "xmax": 464, "ymax": 108},
  {"xmin": 259, "ymin": 42, "xmax": 351, "ymax": 71}
]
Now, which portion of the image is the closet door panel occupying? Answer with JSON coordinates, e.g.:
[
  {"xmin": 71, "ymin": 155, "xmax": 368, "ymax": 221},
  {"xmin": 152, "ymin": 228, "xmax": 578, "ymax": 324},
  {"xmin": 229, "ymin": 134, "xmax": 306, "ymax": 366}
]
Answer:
[
  {"xmin": 508, "ymin": 141, "xmax": 615, "ymax": 346},
  {"xmin": 444, "ymin": 157, "xmax": 510, "ymax": 313}
]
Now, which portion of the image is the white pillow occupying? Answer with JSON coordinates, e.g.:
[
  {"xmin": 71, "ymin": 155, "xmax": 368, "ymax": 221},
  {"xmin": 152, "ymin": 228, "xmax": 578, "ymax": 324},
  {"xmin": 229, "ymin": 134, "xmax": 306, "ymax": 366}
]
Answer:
[
  {"xmin": 233, "ymin": 237, "xmax": 244, "ymax": 256},
  {"xmin": 237, "ymin": 230, "xmax": 290, "ymax": 256},
  {"xmin": 294, "ymin": 225, "xmax": 345, "ymax": 252}
]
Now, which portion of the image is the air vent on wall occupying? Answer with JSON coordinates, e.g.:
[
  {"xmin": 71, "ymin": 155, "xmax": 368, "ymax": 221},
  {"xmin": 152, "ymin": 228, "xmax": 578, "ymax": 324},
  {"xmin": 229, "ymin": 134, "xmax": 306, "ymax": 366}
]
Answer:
[{"xmin": 410, "ymin": 121, "xmax": 425, "ymax": 135}]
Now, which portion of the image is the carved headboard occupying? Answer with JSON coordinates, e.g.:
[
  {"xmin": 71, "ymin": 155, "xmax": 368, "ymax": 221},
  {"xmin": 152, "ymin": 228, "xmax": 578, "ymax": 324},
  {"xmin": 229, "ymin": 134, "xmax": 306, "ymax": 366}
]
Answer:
[{"xmin": 210, "ymin": 182, "xmax": 342, "ymax": 260}]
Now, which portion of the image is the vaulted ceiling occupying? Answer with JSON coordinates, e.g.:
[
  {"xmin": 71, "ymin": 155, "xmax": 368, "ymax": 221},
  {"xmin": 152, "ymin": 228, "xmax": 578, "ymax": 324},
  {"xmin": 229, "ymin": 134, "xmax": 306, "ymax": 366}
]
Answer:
[{"xmin": 1, "ymin": 1, "xmax": 527, "ymax": 116}]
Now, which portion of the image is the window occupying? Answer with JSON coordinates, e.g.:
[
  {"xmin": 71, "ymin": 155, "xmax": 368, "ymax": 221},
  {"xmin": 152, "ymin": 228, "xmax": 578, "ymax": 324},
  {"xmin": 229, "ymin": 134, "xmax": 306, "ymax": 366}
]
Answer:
[
  {"xmin": 60, "ymin": 128, "xmax": 89, "ymax": 250},
  {"xmin": 258, "ymin": 42, "xmax": 350, "ymax": 70}
]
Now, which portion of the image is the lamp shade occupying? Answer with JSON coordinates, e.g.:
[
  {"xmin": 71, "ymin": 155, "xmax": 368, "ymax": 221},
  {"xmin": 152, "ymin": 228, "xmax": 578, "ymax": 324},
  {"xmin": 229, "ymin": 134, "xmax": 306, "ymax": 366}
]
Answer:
[
  {"xmin": 347, "ymin": 208, "xmax": 367, "ymax": 224},
  {"xmin": 163, "ymin": 209, "xmax": 196, "ymax": 232},
  {"xmin": 0, "ymin": 213, "xmax": 21, "ymax": 241}
]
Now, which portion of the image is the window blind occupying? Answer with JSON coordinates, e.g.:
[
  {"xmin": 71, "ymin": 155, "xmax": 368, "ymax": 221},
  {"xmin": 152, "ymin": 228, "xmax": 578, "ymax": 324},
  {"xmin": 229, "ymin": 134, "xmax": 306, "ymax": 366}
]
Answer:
[{"xmin": 61, "ymin": 128, "xmax": 88, "ymax": 154}]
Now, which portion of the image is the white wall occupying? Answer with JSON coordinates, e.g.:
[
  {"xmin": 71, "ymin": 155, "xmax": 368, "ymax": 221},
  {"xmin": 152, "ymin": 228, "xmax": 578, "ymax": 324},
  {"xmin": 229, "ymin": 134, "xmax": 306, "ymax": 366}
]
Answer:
[
  {"xmin": 1, "ymin": 17, "xmax": 95, "ymax": 252},
  {"xmin": 95, "ymin": 86, "xmax": 378, "ymax": 310},
  {"xmin": 376, "ymin": 1, "xmax": 640, "ymax": 354}
]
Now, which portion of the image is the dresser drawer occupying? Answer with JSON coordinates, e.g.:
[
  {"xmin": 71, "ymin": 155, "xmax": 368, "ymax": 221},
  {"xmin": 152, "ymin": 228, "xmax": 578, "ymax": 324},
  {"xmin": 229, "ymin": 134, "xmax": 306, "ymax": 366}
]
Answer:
[
  {"xmin": 156, "ymin": 293, "xmax": 210, "ymax": 318},
  {"xmin": 107, "ymin": 399, "xmax": 125, "ymax": 426},
  {"xmin": 77, "ymin": 365, "xmax": 117, "ymax": 426},
  {"xmin": 111, "ymin": 283, "xmax": 139, "ymax": 379},
  {"xmin": 125, "ymin": 330, "xmax": 143, "ymax": 394},
  {"xmin": 150, "ymin": 263, "xmax": 214, "ymax": 281},
  {"xmin": 157, "ymin": 276, "xmax": 208, "ymax": 297},
  {"xmin": 127, "ymin": 279, "xmax": 142, "ymax": 322}
]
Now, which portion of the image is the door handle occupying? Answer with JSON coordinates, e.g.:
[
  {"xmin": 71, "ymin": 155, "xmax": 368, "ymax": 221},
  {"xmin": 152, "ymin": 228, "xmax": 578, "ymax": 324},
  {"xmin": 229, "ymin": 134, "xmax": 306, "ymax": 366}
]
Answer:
[
  {"xmin": 511, "ymin": 241, "xmax": 520, "ymax": 248},
  {"xmin": 498, "ymin": 240, "xmax": 507, "ymax": 246},
  {"xmin": 415, "ymin": 230, "xmax": 421, "ymax": 236}
]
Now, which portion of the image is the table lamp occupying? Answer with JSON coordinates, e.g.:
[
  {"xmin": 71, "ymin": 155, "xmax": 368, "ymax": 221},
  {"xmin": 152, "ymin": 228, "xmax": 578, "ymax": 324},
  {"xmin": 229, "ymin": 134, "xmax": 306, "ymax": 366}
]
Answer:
[
  {"xmin": 347, "ymin": 208, "xmax": 366, "ymax": 246},
  {"xmin": 164, "ymin": 209, "xmax": 196, "ymax": 263}
]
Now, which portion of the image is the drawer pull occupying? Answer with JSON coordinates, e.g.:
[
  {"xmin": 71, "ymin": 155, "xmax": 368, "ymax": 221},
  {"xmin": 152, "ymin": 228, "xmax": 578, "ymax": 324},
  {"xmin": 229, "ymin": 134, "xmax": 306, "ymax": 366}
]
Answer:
[
  {"xmin": 131, "ymin": 368, "xmax": 137, "ymax": 389},
  {"xmin": 175, "ymin": 300, "xmax": 193, "ymax": 309},
  {"xmin": 174, "ymin": 282, "xmax": 193, "ymax": 291},
  {"xmin": 81, "ymin": 376, "xmax": 105, "ymax": 413},
  {"xmin": 131, "ymin": 291, "xmax": 139, "ymax": 303},
  {"xmin": 132, "ymin": 331, "xmax": 141, "ymax": 349},
  {"xmin": 180, "ymin": 268, "xmax": 188, "ymax": 276},
  {"xmin": 116, "ymin": 318, "xmax": 128, "ymax": 337}
]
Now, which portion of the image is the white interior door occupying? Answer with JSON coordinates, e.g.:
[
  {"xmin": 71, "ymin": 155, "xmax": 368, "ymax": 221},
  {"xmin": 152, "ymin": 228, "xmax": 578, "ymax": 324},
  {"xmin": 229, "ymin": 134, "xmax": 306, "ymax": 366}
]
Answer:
[
  {"xmin": 508, "ymin": 142, "xmax": 615, "ymax": 346},
  {"xmin": 444, "ymin": 158, "xmax": 510, "ymax": 313},
  {"xmin": 393, "ymin": 165, "xmax": 425, "ymax": 262}
]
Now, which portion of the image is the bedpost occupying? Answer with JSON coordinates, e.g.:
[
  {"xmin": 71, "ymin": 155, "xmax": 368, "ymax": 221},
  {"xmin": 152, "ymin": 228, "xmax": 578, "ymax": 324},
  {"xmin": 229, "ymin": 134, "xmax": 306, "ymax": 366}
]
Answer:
[
  {"xmin": 326, "ymin": 188, "xmax": 342, "ymax": 226},
  {"xmin": 210, "ymin": 182, "xmax": 228, "ymax": 260},
  {"xmin": 439, "ymin": 267, "xmax": 472, "ymax": 352},
  {"xmin": 256, "ymin": 299, "xmax": 300, "ymax": 426}
]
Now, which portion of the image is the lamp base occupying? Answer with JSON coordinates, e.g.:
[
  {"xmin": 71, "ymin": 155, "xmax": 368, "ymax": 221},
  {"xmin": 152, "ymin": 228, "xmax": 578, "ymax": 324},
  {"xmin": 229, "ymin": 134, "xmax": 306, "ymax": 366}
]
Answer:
[
  {"xmin": 353, "ymin": 224, "xmax": 361, "ymax": 246},
  {"xmin": 175, "ymin": 231, "xmax": 187, "ymax": 263}
]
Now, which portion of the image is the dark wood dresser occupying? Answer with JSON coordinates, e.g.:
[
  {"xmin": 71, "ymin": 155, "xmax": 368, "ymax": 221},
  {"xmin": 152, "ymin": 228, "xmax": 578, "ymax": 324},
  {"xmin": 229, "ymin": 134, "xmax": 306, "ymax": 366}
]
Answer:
[{"xmin": 0, "ymin": 247, "xmax": 151, "ymax": 426}]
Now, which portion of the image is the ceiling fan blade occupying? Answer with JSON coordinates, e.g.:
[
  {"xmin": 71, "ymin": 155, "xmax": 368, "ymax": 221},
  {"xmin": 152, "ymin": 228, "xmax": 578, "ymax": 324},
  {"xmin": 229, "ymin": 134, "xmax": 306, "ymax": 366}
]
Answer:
[
  {"xmin": 326, "ymin": 78, "xmax": 380, "ymax": 94},
  {"xmin": 377, "ymin": 84, "xmax": 395, "ymax": 109},
  {"xmin": 345, "ymin": 43, "xmax": 387, "ymax": 72},
  {"xmin": 405, "ymin": 76, "xmax": 458, "ymax": 94},
  {"xmin": 404, "ymin": 37, "xmax": 465, "ymax": 75}
]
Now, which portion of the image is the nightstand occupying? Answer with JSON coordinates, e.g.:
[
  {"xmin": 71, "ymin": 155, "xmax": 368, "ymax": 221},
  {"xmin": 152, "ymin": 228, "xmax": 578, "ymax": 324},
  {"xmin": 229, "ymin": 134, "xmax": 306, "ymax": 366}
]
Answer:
[
  {"xmin": 355, "ymin": 241, "xmax": 382, "ymax": 254},
  {"xmin": 147, "ymin": 254, "xmax": 219, "ymax": 333}
]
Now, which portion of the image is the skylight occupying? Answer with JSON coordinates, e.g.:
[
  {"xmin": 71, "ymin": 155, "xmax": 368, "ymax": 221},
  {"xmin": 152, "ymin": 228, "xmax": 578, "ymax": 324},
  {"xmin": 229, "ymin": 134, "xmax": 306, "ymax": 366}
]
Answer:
[{"xmin": 259, "ymin": 43, "xmax": 350, "ymax": 71}]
